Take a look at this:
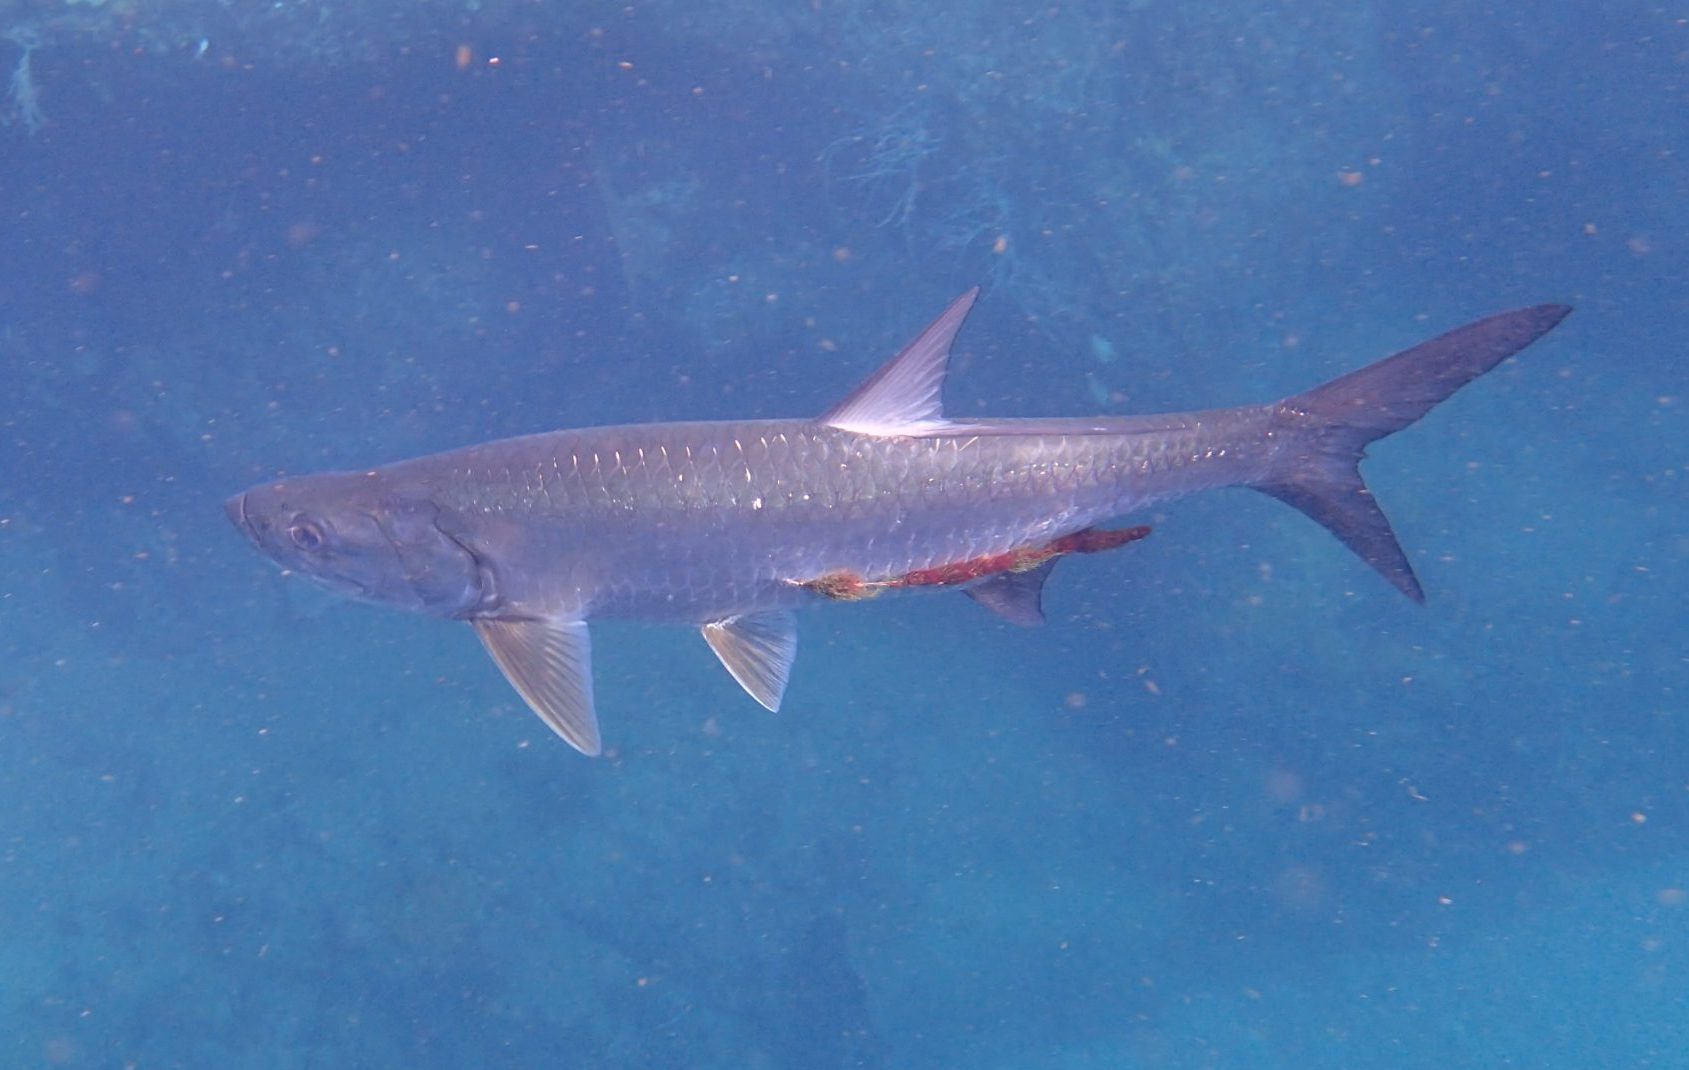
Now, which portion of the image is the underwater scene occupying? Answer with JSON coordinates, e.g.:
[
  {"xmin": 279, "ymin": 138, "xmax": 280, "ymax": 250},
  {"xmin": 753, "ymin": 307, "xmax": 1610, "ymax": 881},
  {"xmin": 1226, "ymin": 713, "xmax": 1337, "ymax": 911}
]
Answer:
[{"xmin": 1, "ymin": 0, "xmax": 1685, "ymax": 1066}]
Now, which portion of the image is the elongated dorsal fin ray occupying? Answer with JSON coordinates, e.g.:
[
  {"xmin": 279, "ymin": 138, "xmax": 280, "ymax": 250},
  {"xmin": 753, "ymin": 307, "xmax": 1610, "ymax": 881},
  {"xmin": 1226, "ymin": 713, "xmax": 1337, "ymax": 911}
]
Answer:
[
  {"xmin": 473, "ymin": 618, "xmax": 602, "ymax": 755},
  {"xmin": 819, "ymin": 288, "xmax": 979, "ymax": 436},
  {"xmin": 701, "ymin": 610, "xmax": 798, "ymax": 711},
  {"xmin": 964, "ymin": 560, "xmax": 1055, "ymax": 626}
]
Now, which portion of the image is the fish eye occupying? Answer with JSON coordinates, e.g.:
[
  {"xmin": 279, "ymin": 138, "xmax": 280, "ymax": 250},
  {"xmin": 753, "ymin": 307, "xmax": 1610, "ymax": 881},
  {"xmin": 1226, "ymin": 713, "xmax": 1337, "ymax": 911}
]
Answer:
[{"xmin": 288, "ymin": 518, "xmax": 326, "ymax": 552}]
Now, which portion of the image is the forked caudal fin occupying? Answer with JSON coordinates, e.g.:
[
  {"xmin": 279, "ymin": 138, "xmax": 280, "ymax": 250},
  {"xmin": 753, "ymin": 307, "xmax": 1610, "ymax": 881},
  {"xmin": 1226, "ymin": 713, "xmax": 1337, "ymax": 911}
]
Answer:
[{"xmin": 1257, "ymin": 304, "xmax": 1572, "ymax": 602}]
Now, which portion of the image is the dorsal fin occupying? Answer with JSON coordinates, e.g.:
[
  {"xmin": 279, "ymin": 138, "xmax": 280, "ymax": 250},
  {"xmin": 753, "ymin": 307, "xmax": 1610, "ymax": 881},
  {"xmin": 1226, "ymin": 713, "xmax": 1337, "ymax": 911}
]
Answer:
[{"xmin": 819, "ymin": 288, "xmax": 979, "ymax": 436}]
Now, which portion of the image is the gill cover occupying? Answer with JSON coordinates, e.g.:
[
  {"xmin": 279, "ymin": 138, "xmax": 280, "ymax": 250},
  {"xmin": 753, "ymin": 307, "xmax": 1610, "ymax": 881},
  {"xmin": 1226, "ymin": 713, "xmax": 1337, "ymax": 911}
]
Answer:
[{"xmin": 227, "ymin": 474, "xmax": 489, "ymax": 617}]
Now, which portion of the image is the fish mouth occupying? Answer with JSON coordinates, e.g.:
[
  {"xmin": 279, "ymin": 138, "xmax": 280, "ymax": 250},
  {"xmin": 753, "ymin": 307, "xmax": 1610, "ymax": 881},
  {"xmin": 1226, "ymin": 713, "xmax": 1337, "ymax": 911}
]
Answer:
[{"xmin": 224, "ymin": 492, "xmax": 253, "ymax": 540}]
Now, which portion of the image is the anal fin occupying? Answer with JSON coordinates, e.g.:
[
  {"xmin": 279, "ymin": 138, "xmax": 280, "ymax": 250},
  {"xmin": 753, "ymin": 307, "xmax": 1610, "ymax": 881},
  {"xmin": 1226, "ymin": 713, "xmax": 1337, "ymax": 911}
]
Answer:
[
  {"xmin": 964, "ymin": 560, "xmax": 1055, "ymax": 626},
  {"xmin": 702, "ymin": 610, "xmax": 798, "ymax": 711},
  {"xmin": 960, "ymin": 526, "xmax": 1151, "ymax": 625},
  {"xmin": 473, "ymin": 618, "xmax": 602, "ymax": 756}
]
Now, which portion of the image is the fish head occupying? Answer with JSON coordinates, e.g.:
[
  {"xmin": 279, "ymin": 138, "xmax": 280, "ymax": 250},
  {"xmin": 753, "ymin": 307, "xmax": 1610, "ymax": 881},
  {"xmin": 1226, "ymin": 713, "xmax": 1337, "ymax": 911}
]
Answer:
[{"xmin": 226, "ymin": 471, "xmax": 491, "ymax": 617}]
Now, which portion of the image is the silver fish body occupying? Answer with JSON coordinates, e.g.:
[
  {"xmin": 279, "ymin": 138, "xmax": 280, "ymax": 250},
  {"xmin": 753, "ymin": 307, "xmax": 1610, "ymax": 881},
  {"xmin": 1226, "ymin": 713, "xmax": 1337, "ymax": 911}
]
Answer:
[
  {"xmin": 228, "ymin": 290, "xmax": 1571, "ymax": 755},
  {"xmin": 378, "ymin": 410, "xmax": 1269, "ymax": 623}
]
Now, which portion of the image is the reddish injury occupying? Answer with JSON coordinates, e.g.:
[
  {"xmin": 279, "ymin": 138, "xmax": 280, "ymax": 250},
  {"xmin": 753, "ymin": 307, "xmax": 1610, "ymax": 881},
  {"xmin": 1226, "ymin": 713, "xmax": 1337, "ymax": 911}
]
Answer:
[{"xmin": 794, "ymin": 525, "xmax": 1151, "ymax": 600}]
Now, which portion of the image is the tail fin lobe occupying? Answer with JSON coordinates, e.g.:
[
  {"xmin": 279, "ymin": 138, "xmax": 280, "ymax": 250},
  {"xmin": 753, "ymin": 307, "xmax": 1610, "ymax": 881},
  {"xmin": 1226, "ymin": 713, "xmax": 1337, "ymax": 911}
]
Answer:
[
  {"xmin": 1260, "ymin": 468, "xmax": 1426, "ymax": 602},
  {"xmin": 1258, "ymin": 304, "xmax": 1571, "ymax": 601}
]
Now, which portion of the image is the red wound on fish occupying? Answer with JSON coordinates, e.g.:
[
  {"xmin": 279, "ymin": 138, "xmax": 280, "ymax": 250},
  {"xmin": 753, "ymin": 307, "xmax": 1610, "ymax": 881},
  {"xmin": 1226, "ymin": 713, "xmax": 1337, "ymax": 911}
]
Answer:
[
  {"xmin": 794, "ymin": 525, "xmax": 1152, "ymax": 598},
  {"xmin": 1044, "ymin": 525, "xmax": 1153, "ymax": 556},
  {"xmin": 793, "ymin": 571, "xmax": 878, "ymax": 601}
]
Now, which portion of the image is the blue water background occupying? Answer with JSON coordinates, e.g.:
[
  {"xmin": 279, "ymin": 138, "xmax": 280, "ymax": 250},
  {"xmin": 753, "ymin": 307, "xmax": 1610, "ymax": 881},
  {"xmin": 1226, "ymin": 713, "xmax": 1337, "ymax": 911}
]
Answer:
[{"xmin": 1, "ymin": 2, "xmax": 1684, "ymax": 1066}]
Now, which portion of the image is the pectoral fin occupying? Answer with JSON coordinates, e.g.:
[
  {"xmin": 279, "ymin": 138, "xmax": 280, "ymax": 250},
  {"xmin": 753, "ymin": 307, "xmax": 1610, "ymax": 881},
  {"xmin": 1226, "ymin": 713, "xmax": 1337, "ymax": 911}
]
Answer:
[
  {"xmin": 701, "ymin": 610, "xmax": 798, "ymax": 711},
  {"xmin": 473, "ymin": 618, "xmax": 602, "ymax": 756}
]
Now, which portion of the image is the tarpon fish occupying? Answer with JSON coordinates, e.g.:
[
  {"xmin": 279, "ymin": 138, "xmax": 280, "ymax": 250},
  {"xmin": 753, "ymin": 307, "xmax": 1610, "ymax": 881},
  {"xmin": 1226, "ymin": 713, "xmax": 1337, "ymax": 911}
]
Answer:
[{"xmin": 227, "ymin": 291, "xmax": 1570, "ymax": 755}]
